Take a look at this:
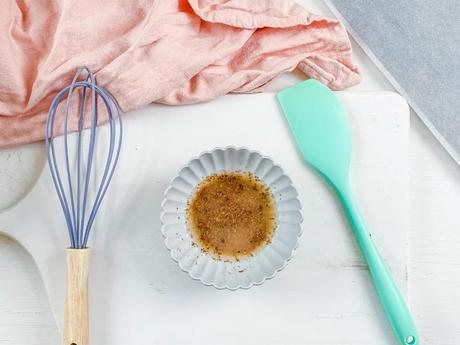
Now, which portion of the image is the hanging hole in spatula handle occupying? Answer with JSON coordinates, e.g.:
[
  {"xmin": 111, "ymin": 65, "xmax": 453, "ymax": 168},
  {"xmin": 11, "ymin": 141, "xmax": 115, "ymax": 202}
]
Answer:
[
  {"xmin": 405, "ymin": 335, "xmax": 416, "ymax": 344},
  {"xmin": 64, "ymin": 248, "xmax": 91, "ymax": 345}
]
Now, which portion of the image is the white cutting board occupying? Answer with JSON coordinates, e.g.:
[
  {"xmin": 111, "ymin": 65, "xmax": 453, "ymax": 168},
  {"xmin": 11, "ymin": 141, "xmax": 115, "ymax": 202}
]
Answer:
[{"xmin": 0, "ymin": 91, "xmax": 409, "ymax": 345}]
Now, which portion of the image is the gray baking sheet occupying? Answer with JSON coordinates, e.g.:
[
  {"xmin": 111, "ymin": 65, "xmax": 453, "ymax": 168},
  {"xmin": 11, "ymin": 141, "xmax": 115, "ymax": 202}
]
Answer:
[{"xmin": 325, "ymin": 0, "xmax": 460, "ymax": 164}]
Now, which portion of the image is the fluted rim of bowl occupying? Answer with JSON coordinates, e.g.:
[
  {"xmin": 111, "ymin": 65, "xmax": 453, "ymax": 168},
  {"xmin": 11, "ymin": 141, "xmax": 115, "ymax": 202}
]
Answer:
[{"xmin": 160, "ymin": 146, "xmax": 303, "ymax": 290}]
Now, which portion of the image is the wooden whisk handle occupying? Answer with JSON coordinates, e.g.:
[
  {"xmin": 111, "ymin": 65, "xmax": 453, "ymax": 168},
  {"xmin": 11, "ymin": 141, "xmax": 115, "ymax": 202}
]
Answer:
[{"xmin": 64, "ymin": 248, "xmax": 91, "ymax": 345}]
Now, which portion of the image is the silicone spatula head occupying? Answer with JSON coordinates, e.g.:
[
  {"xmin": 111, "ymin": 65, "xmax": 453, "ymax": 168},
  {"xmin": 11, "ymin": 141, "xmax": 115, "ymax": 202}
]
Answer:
[{"xmin": 277, "ymin": 79, "xmax": 351, "ymax": 189}]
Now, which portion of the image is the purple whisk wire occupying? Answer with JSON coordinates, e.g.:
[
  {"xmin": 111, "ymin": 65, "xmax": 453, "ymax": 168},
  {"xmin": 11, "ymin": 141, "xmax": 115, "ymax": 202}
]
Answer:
[{"xmin": 45, "ymin": 67, "xmax": 123, "ymax": 248}]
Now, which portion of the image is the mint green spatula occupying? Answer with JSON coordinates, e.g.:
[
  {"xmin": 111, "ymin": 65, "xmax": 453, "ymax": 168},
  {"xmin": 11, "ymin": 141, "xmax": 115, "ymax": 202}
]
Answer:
[{"xmin": 277, "ymin": 80, "xmax": 418, "ymax": 345}]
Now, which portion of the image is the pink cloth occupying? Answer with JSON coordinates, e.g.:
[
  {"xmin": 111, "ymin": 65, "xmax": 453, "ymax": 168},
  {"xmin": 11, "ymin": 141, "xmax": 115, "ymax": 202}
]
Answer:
[{"xmin": 0, "ymin": 0, "xmax": 361, "ymax": 147}]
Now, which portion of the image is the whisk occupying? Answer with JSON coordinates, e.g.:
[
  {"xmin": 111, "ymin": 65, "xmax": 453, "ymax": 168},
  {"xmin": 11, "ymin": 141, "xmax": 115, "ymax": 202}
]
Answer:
[{"xmin": 45, "ymin": 67, "xmax": 122, "ymax": 345}]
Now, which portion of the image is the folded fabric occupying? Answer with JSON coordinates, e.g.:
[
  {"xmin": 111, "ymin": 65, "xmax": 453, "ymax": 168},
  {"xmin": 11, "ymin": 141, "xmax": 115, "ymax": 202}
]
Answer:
[{"xmin": 0, "ymin": 0, "xmax": 361, "ymax": 147}]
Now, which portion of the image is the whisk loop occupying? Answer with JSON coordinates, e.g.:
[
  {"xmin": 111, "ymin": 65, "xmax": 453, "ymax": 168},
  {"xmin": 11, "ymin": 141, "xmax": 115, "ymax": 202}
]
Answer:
[{"xmin": 45, "ymin": 67, "xmax": 122, "ymax": 249}]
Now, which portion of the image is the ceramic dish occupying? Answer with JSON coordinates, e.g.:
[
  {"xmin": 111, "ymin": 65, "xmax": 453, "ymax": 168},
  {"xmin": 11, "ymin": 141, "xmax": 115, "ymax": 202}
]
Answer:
[{"xmin": 160, "ymin": 147, "xmax": 302, "ymax": 289}]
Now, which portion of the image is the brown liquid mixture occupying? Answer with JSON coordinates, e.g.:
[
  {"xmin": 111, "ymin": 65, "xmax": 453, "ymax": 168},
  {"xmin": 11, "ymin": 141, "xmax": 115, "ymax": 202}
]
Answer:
[{"xmin": 187, "ymin": 172, "xmax": 276, "ymax": 259}]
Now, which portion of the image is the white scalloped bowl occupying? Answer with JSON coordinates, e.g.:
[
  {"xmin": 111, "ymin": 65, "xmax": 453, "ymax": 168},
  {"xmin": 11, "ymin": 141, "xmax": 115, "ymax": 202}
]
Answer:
[{"xmin": 160, "ymin": 147, "xmax": 302, "ymax": 289}]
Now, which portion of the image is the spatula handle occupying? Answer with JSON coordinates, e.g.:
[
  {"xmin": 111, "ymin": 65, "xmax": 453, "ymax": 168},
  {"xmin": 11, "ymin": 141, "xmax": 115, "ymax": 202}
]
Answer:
[
  {"xmin": 64, "ymin": 248, "xmax": 91, "ymax": 345},
  {"xmin": 339, "ymin": 189, "xmax": 418, "ymax": 345}
]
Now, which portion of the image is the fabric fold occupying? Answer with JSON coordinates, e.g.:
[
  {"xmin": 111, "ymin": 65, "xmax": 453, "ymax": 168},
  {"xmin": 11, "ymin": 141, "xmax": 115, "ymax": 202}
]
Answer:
[{"xmin": 0, "ymin": 0, "xmax": 360, "ymax": 147}]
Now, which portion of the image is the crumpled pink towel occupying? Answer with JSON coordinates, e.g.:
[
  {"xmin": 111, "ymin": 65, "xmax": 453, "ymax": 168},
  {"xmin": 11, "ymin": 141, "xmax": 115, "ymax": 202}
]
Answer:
[{"xmin": 0, "ymin": 0, "xmax": 360, "ymax": 147}]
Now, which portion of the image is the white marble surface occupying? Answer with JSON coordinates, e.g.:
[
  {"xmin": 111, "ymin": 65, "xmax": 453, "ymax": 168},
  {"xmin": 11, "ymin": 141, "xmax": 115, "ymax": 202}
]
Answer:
[{"xmin": 1, "ymin": 1, "xmax": 459, "ymax": 344}]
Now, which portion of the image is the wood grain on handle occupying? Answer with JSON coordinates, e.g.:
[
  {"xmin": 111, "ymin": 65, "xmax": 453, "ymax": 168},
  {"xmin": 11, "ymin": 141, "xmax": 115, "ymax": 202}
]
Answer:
[{"xmin": 64, "ymin": 248, "xmax": 91, "ymax": 345}]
